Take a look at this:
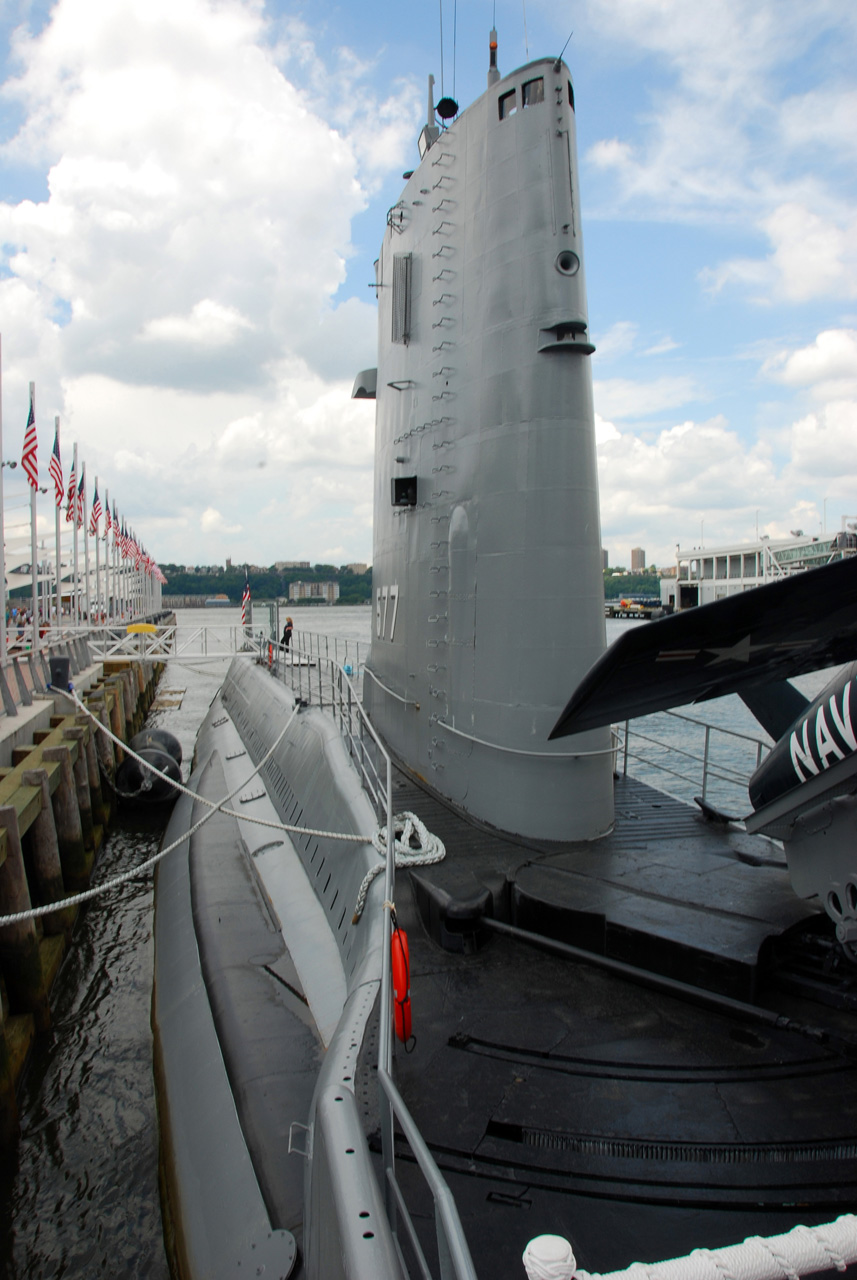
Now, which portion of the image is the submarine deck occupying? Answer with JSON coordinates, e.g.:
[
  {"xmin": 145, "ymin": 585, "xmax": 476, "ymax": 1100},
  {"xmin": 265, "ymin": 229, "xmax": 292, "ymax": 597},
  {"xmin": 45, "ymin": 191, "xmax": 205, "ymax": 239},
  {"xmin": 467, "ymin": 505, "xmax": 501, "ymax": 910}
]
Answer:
[{"xmin": 370, "ymin": 769, "xmax": 857, "ymax": 1277}]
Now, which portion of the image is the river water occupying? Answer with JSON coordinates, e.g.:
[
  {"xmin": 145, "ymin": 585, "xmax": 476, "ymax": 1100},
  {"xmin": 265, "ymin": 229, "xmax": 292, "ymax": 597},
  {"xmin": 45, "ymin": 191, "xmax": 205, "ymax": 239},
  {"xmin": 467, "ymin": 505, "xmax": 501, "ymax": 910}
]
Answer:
[{"xmin": 0, "ymin": 605, "xmax": 834, "ymax": 1275}]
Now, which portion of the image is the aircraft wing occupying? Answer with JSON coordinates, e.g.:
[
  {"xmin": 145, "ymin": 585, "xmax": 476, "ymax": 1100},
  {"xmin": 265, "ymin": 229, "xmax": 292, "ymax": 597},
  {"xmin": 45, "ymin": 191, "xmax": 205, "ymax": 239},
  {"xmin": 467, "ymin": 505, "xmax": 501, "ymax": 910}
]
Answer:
[{"xmin": 550, "ymin": 555, "xmax": 857, "ymax": 738}]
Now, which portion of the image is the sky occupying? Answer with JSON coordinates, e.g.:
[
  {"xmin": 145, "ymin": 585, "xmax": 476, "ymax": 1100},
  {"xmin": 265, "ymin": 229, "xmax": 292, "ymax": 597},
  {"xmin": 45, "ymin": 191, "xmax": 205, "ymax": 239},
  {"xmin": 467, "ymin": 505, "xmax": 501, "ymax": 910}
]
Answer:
[{"xmin": 0, "ymin": 0, "xmax": 854, "ymax": 574}]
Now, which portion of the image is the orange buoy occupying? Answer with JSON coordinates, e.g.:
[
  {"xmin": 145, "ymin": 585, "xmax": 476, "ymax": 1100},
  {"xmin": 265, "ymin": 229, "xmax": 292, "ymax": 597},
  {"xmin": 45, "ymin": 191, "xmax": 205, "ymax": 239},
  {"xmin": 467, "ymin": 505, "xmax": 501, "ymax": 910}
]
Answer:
[
  {"xmin": 268, "ymin": 643, "xmax": 273, "ymax": 668},
  {"xmin": 391, "ymin": 924, "xmax": 412, "ymax": 1044}
]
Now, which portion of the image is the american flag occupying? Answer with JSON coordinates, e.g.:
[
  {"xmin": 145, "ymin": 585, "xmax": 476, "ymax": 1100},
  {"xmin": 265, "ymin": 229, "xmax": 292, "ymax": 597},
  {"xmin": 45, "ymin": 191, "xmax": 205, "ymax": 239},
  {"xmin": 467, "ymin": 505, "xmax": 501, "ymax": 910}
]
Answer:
[
  {"xmin": 21, "ymin": 389, "xmax": 38, "ymax": 489},
  {"xmin": 49, "ymin": 424, "xmax": 63, "ymax": 508},
  {"xmin": 76, "ymin": 466, "xmax": 85, "ymax": 528},
  {"xmin": 66, "ymin": 461, "xmax": 76, "ymax": 522},
  {"xmin": 112, "ymin": 503, "xmax": 119, "ymax": 545},
  {"xmin": 89, "ymin": 483, "xmax": 102, "ymax": 535},
  {"xmin": 241, "ymin": 575, "xmax": 250, "ymax": 626},
  {"xmin": 105, "ymin": 502, "xmax": 112, "ymax": 539}
]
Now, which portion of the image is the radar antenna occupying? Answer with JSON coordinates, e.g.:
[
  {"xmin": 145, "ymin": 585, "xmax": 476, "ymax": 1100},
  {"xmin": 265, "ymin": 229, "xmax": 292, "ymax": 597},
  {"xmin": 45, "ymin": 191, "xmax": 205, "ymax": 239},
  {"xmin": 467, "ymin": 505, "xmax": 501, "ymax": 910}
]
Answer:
[{"xmin": 554, "ymin": 29, "xmax": 574, "ymax": 71}]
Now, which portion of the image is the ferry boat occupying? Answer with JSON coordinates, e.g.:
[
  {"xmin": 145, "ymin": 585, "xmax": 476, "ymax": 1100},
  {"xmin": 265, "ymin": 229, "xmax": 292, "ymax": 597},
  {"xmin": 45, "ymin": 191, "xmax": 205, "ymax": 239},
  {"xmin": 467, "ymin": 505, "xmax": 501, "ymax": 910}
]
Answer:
[{"xmin": 152, "ymin": 33, "xmax": 857, "ymax": 1280}]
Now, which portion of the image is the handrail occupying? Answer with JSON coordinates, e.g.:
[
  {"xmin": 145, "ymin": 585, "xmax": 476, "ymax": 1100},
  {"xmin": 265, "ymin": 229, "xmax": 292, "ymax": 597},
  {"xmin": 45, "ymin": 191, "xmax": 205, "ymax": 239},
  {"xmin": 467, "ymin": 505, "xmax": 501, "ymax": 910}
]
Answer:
[
  {"xmin": 618, "ymin": 709, "xmax": 770, "ymax": 811},
  {"xmin": 265, "ymin": 633, "xmax": 475, "ymax": 1280}
]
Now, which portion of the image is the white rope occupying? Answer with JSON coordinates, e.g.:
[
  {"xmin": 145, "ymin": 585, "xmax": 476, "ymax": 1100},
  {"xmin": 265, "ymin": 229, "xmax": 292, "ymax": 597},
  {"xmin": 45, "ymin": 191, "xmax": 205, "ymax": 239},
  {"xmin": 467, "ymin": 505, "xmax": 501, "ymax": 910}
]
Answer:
[
  {"xmin": 351, "ymin": 811, "xmax": 446, "ymax": 923},
  {"xmin": 0, "ymin": 701, "xmax": 301, "ymax": 927},
  {"xmin": 1, "ymin": 685, "xmax": 446, "ymax": 928},
  {"xmin": 54, "ymin": 684, "xmax": 372, "ymax": 843},
  {"xmin": 569, "ymin": 1214, "xmax": 857, "ymax": 1280}
]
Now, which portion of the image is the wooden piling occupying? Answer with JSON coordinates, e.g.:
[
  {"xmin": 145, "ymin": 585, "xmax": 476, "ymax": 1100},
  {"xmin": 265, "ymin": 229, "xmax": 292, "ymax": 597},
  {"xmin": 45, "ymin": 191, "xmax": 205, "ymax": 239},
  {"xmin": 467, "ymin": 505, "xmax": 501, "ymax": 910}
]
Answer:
[
  {"xmin": 107, "ymin": 678, "xmax": 126, "ymax": 762},
  {"xmin": 0, "ymin": 992, "xmax": 19, "ymax": 1146},
  {"xmin": 21, "ymin": 768, "xmax": 74, "ymax": 940},
  {"xmin": 42, "ymin": 744, "xmax": 90, "ymax": 891},
  {"xmin": 0, "ymin": 806, "xmax": 51, "ymax": 1032},
  {"xmin": 92, "ymin": 700, "xmax": 116, "ymax": 803},
  {"xmin": 77, "ymin": 715, "xmax": 107, "ymax": 831},
  {"xmin": 121, "ymin": 672, "xmax": 135, "ymax": 736},
  {"xmin": 63, "ymin": 727, "xmax": 95, "ymax": 855},
  {"xmin": 0, "ymin": 651, "xmax": 167, "ymax": 1144}
]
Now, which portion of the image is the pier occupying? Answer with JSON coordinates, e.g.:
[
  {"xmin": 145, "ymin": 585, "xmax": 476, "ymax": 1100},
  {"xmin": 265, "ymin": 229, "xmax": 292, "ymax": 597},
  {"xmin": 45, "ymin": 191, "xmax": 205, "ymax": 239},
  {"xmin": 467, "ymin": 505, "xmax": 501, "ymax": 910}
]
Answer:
[{"xmin": 0, "ymin": 626, "xmax": 168, "ymax": 1147}]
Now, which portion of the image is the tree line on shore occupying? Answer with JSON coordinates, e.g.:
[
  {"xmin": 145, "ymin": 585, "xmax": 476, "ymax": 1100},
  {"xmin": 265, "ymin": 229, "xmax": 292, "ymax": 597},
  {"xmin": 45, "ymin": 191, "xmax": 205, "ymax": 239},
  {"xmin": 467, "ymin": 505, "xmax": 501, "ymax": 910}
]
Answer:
[
  {"xmin": 160, "ymin": 563, "xmax": 372, "ymax": 605},
  {"xmin": 160, "ymin": 564, "xmax": 663, "ymax": 607}
]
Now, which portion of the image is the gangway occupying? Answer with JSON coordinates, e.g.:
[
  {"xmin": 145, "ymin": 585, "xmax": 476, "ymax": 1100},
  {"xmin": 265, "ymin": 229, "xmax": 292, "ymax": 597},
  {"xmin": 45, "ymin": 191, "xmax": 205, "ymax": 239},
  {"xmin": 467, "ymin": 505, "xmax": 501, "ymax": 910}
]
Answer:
[{"xmin": 84, "ymin": 622, "xmax": 260, "ymax": 662}]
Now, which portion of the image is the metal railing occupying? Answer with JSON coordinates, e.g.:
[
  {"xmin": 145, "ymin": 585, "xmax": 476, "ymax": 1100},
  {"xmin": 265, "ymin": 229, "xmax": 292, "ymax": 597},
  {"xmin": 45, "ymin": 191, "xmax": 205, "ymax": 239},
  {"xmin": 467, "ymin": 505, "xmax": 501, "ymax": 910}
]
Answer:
[
  {"xmin": 619, "ymin": 707, "xmax": 771, "ymax": 815},
  {"xmin": 291, "ymin": 625, "xmax": 365, "ymax": 678},
  {"xmin": 264, "ymin": 633, "xmax": 476, "ymax": 1280},
  {"xmin": 86, "ymin": 622, "xmax": 259, "ymax": 662}
]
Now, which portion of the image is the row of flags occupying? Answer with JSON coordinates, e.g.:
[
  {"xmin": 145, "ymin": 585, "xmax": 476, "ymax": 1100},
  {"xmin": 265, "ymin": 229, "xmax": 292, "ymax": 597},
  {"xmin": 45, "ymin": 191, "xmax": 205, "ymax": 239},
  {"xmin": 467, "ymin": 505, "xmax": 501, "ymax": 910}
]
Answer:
[{"xmin": 21, "ymin": 386, "xmax": 167, "ymax": 587}]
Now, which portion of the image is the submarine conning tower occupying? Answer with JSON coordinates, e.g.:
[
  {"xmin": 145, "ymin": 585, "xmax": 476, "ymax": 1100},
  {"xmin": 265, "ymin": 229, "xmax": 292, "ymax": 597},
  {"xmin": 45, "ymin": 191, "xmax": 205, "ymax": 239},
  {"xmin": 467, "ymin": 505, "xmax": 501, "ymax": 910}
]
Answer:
[{"xmin": 358, "ymin": 46, "xmax": 614, "ymax": 842}]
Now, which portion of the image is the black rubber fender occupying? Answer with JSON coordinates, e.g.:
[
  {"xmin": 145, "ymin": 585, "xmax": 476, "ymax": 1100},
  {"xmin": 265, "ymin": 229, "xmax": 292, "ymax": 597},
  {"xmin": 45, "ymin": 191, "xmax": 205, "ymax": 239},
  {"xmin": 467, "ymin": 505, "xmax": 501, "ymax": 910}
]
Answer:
[
  {"xmin": 116, "ymin": 747, "xmax": 182, "ymax": 803},
  {"xmin": 129, "ymin": 727, "xmax": 183, "ymax": 768}
]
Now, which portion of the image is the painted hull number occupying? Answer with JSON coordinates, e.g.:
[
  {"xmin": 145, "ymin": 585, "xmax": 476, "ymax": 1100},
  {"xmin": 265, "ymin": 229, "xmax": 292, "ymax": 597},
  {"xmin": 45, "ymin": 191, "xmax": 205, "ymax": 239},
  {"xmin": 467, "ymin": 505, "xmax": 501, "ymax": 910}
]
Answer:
[{"xmin": 376, "ymin": 585, "xmax": 400, "ymax": 640}]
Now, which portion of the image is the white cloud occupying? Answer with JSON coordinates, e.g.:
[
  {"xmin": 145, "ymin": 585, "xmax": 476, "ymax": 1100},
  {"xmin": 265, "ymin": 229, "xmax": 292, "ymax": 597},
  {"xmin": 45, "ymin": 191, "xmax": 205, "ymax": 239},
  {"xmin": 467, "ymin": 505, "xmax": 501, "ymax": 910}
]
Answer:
[
  {"xmin": 592, "ymin": 320, "xmax": 637, "ymax": 362},
  {"xmin": 594, "ymin": 375, "xmax": 701, "ymax": 421},
  {"xmin": 200, "ymin": 506, "xmax": 242, "ymax": 535},
  {"xmin": 0, "ymin": 0, "xmax": 418, "ymax": 565},
  {"xmin": 141, "ymin": 301, "xmax": 254, "ymax": 347},
  {"xmin": 780, "ymin": 401, "xmax": 857, "ymax": 483},
  {"xmin": 595, "ymin": 325, "xmax": 857, "ymax": 566},
  {"xmin": 582, "ymin": 0, "xmax": 857, "ymax": 304},
  {"xmin": 643, "ymin": 337, "xmax": 679, "ymax": 356},
  {"xmin": 762, "ymin": 328, "xmax": 857, "ymax": 399},
  {"xmin": 707, "ymin": 205, "xmax": 857, "ymax": 303}
]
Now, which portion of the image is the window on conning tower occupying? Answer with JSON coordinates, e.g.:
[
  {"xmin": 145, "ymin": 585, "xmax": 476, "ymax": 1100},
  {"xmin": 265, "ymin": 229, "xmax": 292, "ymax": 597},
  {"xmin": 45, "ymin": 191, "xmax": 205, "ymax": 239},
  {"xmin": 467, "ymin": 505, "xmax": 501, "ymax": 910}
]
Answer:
[
  {"xmin": 499, "ymin": 89, "xmax": 517, "ymax": 119},
  {"xmin": 568, "ymin": 81, "xmax": 575, "ymax": 111},
  {"xmin": 522, "ymin": 77, "xmax": 544, "ymax": 107}
]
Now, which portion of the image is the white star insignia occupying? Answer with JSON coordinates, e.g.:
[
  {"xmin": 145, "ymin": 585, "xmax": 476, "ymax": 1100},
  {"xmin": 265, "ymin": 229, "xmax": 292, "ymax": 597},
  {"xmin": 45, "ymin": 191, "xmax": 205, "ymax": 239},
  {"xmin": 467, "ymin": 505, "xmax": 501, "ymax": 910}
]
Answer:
[{"xmin": 704, "ymin": 634, "xmax": 771, "ymax": 665}]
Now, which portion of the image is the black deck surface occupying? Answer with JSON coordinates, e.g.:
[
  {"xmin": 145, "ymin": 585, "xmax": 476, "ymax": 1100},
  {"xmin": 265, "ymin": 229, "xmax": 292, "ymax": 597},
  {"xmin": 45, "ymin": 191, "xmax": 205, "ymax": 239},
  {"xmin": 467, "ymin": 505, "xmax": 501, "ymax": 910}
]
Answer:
[{"xmin": 368, "ymin": 770, "xmax": 857, "ymax": 1277}]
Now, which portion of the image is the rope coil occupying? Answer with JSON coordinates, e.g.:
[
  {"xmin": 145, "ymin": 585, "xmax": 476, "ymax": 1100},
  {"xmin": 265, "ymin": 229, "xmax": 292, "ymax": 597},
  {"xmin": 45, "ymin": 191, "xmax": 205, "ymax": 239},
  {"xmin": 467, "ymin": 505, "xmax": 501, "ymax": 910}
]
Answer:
[{"xmin": 352, "ymin": 811, "xmax": 446, "ymax": 922}]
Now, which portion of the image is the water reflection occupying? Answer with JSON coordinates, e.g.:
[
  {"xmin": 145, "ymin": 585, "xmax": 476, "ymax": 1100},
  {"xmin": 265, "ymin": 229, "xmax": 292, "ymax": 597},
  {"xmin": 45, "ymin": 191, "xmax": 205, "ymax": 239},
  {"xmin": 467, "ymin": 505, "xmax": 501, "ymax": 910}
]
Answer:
[{"xmin": 0, "ymin": 813, "xmax": 170, "ymax": 1279}]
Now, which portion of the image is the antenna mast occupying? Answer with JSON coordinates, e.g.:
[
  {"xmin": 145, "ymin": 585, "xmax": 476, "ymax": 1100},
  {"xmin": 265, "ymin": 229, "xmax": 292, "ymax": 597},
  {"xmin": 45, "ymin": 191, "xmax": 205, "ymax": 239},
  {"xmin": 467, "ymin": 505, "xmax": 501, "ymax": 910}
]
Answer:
[{"xmin": 488, "ymin": 27, "xmax": 499, "ymax": 86}]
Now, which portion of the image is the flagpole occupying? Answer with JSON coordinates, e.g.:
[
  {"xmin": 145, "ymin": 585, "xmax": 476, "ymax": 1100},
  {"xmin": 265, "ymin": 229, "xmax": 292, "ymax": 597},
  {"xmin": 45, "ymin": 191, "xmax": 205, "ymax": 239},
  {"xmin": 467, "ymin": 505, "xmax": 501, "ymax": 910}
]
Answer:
[
  {"xmin": 0, "ymin": 337, "xmax": 6, "ymax": 664},
  {"xmin": 111, "ymin": 510, "xmax": 117, "ymax": 621},
  {"xmin": 28, "ymin": 383, "xmax": 38, "ymax": 655},
  {"xmin": 82, "ymin": 466, "xmax": 91, "ymax": 623},
  {"xmin": 70, "ymin": 444, "xmax": 78, "ymax": 624},
  {"xmin": 93, "ymin": 477, "xmax": 100, "ymax": 625},
  {"xmin": 111, "ymin": 505, "xmax": 117, "ymax": 622},
  {"xmin": 54, "ymin": 416, "xmax": 62, "ymax": 630},
  {"xmin": 102, "ymin": 486, "xmax": 109, "ymax": 622}
]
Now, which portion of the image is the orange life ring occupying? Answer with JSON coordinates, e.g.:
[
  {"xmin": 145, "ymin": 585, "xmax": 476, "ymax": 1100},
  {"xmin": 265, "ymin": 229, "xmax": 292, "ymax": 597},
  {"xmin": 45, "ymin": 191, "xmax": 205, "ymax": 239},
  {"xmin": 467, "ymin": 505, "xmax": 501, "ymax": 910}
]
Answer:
[
  {"xmin": 268, "ymin": 643, "xmax": 273, "ymax": 668},
  {"xmin": 391, "ymin": 925, "xmax": 412, "ymax": 1044}
]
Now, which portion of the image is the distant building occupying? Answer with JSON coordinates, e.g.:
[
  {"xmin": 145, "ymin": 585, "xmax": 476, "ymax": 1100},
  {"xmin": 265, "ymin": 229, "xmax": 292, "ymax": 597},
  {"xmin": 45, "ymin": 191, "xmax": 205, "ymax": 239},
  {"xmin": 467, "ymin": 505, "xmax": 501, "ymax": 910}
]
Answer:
[
  {"xmin": 671, "ymin": 527, "xmax": 856, "ymax": 610},
  {"xmin": 289, "ymin": 580, "xmax": 340, "ymax": 604},
  {"xmin": 225, "ymin": 557, "xmax": 232, "ymax": 570},
  {"xmin": 601, "ymin": 548, "xmax": 608, "ymax": 571},
  {"xmin": 631, "ymin": 547, "xmax": 646, "ymax": 571},
  {"xmin": 345, "ymin": 563, "xmax": 368, "ymax": 574},
  {"xmin": 275, "ymin": 560, "xmax": 311, "ymax": 570}
]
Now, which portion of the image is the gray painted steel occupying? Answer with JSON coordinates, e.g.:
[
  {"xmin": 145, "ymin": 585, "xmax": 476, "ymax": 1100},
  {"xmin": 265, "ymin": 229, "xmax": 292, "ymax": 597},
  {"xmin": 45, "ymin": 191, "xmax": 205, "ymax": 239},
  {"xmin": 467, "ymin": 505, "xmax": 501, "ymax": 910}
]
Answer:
[
  {"xmin": 363, "ymin": 57, "xmax": 613, "ymax": 841},
  {"xmin": 153, "ymin": 783, "xmax": 298, "ymax": 1278},
  {"xmin": 154, "ymin": 660, "xmax": 403, "ymax": 1279}
]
